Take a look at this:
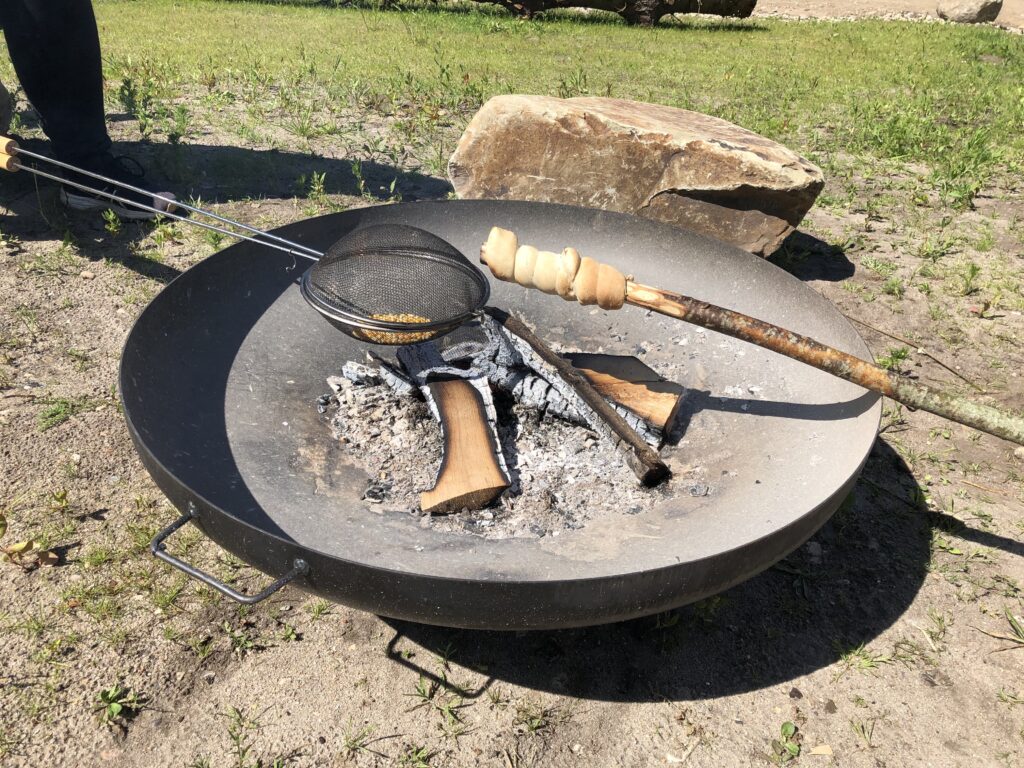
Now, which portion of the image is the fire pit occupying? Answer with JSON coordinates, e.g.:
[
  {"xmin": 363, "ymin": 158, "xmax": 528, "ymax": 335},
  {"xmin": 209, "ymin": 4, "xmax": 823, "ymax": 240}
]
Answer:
[{"xmin": 122, "ymin": 200, "xmax": 880, "ymax": 629}]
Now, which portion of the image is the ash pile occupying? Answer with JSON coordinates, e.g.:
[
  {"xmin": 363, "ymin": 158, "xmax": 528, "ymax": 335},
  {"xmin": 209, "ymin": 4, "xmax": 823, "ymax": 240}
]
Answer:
[{"xmin": 319, "ymin": 314, "xmax": 687, "ymax": 540}]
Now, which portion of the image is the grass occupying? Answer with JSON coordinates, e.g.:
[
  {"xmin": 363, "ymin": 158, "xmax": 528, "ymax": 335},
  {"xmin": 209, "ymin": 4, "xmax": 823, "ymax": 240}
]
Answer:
[
  {"xmin": 0, "ymin": 3, "xmax": 1022, "ymax": 764},
  {"xmin": 36, "ymin": 395, "xmax": 104, "ymax": 432},
  {"xmin": 0, "ymin": 1, "xmax": 1010, "ymax": 209}
]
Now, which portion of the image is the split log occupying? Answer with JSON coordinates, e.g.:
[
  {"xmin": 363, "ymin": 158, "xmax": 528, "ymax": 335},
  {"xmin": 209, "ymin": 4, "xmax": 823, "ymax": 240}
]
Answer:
[
  {"xmin": 419, "ymin": 378, "xmax": 511, "ymax": 515},
  {"xmin": 564, "ymin": 353, "xmax": 686, "ymax": 431},
  {"xmin": 396, "ymin": 342, "xmax": 512, "ymax": 514}
]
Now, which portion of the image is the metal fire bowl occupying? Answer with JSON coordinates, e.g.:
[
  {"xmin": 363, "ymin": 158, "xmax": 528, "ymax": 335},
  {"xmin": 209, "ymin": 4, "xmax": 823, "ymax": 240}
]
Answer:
[{"xmin": 121, "ymin": 200, "xmax": 880, "ymax": 630}]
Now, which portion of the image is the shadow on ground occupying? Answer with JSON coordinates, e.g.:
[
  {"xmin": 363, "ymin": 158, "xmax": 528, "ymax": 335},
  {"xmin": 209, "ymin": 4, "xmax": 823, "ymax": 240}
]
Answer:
[
  {"xmin": 769, "ymin": 230, "xmax": 856, "ymax": 282},
  {"xmin": 0, "ymin": 138, "xmax": 450, "ymax": 280},
  {"xmin": 381, "ymin": 438, "xmax": 946, "ymax": 703}
]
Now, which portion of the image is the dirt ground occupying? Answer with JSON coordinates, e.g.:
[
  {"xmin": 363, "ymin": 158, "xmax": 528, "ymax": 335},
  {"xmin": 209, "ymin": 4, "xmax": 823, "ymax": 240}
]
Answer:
[
  {"xmin": 757, "ymin": 0, "xmax": 1024, "ymax": 28},
  {"xmin": 2, "ymin": 7, "xmax": 1024, "ymax": 768}
]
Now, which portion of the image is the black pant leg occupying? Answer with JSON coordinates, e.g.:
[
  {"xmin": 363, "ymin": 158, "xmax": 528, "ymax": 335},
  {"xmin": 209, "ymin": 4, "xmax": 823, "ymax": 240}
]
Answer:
[{"xmin": 0, "ymin": 0, "xmax": 111, "ymax": 161}]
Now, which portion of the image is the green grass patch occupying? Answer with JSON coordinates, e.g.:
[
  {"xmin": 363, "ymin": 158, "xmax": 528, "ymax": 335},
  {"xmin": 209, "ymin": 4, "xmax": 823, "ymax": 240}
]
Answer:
[
  {"xmin": 23, "ymin": 4, "xmax": 1000, "ymax": 194},
  {"xmin": 0, "ymin": 2, "xmax": 1020, "ymax": 208},
  {"xmin": 37, "ymin": 396, "xmax": 104, "ymax": 432}
]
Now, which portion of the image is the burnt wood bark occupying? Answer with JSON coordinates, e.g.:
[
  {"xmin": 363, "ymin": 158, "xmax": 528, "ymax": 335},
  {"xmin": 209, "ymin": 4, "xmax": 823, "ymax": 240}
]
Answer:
[
  {"xmin": 486, "ymin": 308, "xmax": 671, "ymax": 486},
  {"xmin": 565, "ymin": 353, "xmax": 686, "ymax": 431}
]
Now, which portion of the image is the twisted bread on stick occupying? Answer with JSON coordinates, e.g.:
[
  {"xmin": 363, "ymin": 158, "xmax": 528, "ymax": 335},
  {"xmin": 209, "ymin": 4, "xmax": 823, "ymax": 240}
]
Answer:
[{"xmin": 481, "ymin": 227, "xmax": 625, "ymax": 310}]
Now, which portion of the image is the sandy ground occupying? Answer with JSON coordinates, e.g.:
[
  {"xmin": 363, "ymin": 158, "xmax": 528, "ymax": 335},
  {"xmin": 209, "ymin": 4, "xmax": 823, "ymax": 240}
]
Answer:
[
  {"xmin": 757, "ymin": 0, "xmax": 1024, "ymax": 28},
  {"xmin": 1, "ymin": 6, "xmax": 1023, "ymax": 768}
]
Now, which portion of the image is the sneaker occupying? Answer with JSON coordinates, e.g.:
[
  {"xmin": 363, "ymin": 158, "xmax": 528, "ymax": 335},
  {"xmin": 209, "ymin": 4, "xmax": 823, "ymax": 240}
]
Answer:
[{"xmin": 58, "ymin": 153, "xmax": 176, "ymax": 221}]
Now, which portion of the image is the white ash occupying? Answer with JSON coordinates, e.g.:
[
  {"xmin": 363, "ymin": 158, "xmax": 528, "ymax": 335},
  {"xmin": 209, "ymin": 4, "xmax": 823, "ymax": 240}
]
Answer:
[{"xmin": 320, "ymin": 376, "xmax": 671, "ymax": 540}]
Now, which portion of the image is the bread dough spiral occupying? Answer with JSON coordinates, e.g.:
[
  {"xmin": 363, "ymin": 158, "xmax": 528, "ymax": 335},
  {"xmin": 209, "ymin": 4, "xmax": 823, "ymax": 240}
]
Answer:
[{"xmin": 480, "ymin": 227, "xmax": 626, "ymax": 310}]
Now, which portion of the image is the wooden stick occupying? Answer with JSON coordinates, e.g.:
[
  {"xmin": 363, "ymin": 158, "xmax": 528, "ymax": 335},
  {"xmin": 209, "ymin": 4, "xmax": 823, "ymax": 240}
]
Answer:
[
  {"xmin": 485, "ymin": 308, "xmax": 670, "ymax": 487},
  {"xmin": 626, "ymin": 282, "xmax": 1024, "ymax": 446},
  {"xmin": 479, "ymin": 227, "xmax": 1024, "ymax": 448},
  {"xmin": 564, "ymin": 353, "xmax": 686, "ymax": 431}
]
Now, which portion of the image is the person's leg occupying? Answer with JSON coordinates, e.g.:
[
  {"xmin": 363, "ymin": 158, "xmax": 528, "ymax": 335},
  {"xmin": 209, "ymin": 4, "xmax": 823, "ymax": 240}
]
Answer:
[
  {"xmin": 0, "ymin": 0, "xmax": 111, "ymax": 162},
  {"xmin": 0, "ymin": 0, "xmax": 175, "ymax": 218}
]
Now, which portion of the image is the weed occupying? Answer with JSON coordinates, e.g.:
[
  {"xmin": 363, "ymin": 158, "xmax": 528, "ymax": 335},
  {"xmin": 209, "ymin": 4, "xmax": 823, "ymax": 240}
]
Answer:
[
  {"xmin": 434, "ymin": 640, "xmax": 457, "ymax": 672},
  {"xmin": 861, "ymin": 256, "xmax": 897, "ymax": 278},
  {"xmin": 486, "ymin": 686, "xmax": 509, "ymax": 709},
  {"xmin": 64, "ymin": 348, "xmax": 93, "ymax": 371},
  {"xmin": 957, "ymin": 262, "xmax": 983, "ymax": 296},
  {"xmin": 405, "ymin": 675, "xmax": 439, "ymax": 711},
  {"xmin": 917, "ymin": 233, "xmax": 954, "ymax": 264},
  {"xmin": 342, "ymin": 722, "xmax": 375, "ymax": 755},
  {"xmin": 222, "ymin": 620, "xmax": 261, "ymax": 660},
  {"xmin": 850, "ymin": 718, "xmax": 876, "ymax": 748},
  {"xmin": 189, "ymin": 634, "xmax": 215, "ymax": 660},
  {"xmin": 556, "ymin": 67, "xmax": 589, "ymax": 99},
  {"xmin": 203, "ymin": 227, "xmax": 226, "ymax": 251},
  {"xmin": 769, "ymin": 721, "xmax": 801, "ymax": 763},
  {"xmin": 304, "ymin": 598, "xmax": 331, "ymax": 620},
  {"xmin": 877, "ymin": 347, "xmax": 910, "ymax": 373},
  {"xmin": 223, "ymin": 706, "xmax": 261, "ymax": 768},
  {"xmin": 167, "ymin": 104, "xmax": 190, "ymax": 144},
  {"xmin": 102, "ymin": 209, "xmax": 122, "ymax": 236},
  {"xmin": 833, "ymin": 643, "xmax": 893, "ymax": 680},
  {"xmin": 973, "ymin": 607, "xmax": 1024, "ymax": 650},
  {"xmin": 0, "ymin": 729, "xmax": 16, "ymax": 760},
  {"xmin": 115, "ymin": 60, "xmax": 170, "ymax": 138},
  {"xmin": 308, "ymin": 171, "xmax": 328, "ymax": 207},
  {"xmin": 399, "ymin": 745, "xmax": 434, "ymax": 768},
  {"xmin": 652, "ymin": 611, "xmax": 681, "ymax": 631},
  {"xmin": 513, "ymin": 699, "xmax": 557, "ymax": 734},
  {"xmin": 997, "ymin": 689, "xmax": 1023, "ymax": 706},
  {"xmin": 37, "ymin": 395, "xmax": 102, "ymax": 432},
  {"xmin": 882, "ymin": 276, "xmax": 905, "ymax": 299},
  {"xmin": 95, "ymin": 683, "xmax": 141, "ymax": 727}
]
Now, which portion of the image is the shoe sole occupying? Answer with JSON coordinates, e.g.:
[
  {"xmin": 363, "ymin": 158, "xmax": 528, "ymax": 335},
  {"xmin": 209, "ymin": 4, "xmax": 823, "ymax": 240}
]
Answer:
[{"xmin": 61, "ymin": 189, "xmax": 177, "ymax": 221}]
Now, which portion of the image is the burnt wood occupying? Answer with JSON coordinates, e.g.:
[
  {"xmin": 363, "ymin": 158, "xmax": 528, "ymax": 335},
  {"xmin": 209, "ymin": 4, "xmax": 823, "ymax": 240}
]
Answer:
[
  {"xmin": 485, "ymin": 308, "xmax": 670, "ymax": 486},
  {"xmin": 565, "ymin": 353, "xmax": 686, "ymax": 431}
]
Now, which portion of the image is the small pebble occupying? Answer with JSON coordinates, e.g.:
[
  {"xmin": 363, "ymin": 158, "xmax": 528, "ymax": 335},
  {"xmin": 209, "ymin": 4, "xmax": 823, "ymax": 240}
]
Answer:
[
  {"xmin": 1014, "ymin": 446, "xmax": 1024, "ymax": 463},
  {"xmin": 688, "ymin": 483, "xmax": 710, "ymax": 497},
  {"xmin": 80, "ymin": 270, "xmax": 95, "ymax": 279}
]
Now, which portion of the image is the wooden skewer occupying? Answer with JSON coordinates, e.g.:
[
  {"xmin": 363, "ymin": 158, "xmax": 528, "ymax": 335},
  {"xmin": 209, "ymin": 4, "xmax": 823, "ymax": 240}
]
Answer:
[{"xmin": 480, "ymin": 227, "xmax": 1024, "ymax": 447}]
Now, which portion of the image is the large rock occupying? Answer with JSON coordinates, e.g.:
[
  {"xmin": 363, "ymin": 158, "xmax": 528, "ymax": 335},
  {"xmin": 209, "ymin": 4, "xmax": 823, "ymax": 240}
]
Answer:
[
  {"xmin": 449, "ymin": 95, "xmax": 824, "ymax": 257},
  {"xmin": 937, "ymin": 0, "xmax": 1002, "ymax": 23}
]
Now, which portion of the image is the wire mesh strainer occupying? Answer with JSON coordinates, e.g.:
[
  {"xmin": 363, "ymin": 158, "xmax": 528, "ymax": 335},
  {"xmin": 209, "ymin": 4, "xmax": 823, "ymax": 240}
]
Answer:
[{"xmin": 300, "ymin": 224, "xmax": 490, "ymax": 345}]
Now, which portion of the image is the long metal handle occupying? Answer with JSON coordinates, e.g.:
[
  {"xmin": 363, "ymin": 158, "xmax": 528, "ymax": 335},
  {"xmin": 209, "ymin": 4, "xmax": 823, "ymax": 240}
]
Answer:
[
  {"xmin": 0, "ymin": 135, "xmax": 322, "ymax": 262},
  {"xmin": 150, "ymin": 505, "xmax": 309, "ymax": 605}
]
